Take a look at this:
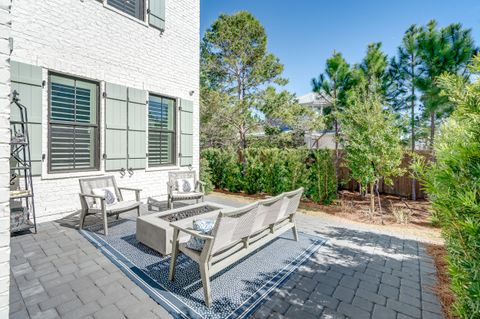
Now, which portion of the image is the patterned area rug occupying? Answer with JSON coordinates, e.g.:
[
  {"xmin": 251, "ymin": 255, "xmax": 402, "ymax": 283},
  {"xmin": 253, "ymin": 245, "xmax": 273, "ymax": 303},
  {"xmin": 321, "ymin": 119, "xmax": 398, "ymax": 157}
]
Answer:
[{"xmin": 80, "ymin": 218, "xmax": 327, "ymax": 319}]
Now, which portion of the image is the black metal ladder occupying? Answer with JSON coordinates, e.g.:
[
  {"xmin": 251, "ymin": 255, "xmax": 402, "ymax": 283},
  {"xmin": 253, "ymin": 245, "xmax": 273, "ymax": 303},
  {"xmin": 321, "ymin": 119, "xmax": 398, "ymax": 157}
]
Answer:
[{"xmin": 10, "ymin": 90, "xmax": 37, "ymax": 234}]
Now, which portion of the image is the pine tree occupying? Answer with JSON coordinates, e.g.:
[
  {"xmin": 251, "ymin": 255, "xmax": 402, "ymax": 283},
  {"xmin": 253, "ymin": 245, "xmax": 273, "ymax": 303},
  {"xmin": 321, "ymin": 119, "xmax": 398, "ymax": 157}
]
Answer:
[
  {"xmin": 416, "ymin": 20, "xmax": 476, "ymax": 147},
  {"xmin": 388, "ymin": 25, "xmax": 422, "ymax": 199},
  {"xmin": 311, "ymin": 51, "xmax": 350, "ymax": 181}
]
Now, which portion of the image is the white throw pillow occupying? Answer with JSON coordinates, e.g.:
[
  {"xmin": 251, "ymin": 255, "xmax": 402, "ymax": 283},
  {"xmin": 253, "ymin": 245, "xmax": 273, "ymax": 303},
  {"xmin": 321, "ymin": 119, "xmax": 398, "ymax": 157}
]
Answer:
[
  {"xmin": 186, "ymin": 219, "xmax": 216, "ymax": 251},
  {"xmin": 176, "ymin": 178, "xmax": 195, "ymax": 193},
  {"xmin": 92, "ymin": 187, "xmax": 118, "ymax": 207}
]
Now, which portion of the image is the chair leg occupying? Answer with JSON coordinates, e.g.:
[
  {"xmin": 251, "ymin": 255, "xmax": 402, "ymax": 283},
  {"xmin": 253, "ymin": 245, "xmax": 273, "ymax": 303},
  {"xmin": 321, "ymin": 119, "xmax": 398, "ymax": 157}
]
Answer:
[
  {"xmin": 103, "ymin": 209, "xmax": 109, "ymax": 236},
  {"xmin": 292, "ymin": 224, "xmax": 299, "ymax": 242},
  {"xmin": 169, "ymin": 229, "xmax": 180, "ymax": 281},
  {"xmin": 137, "ymin": 206, "xmax": 141, "ymax": 217},
  {"xmin": 79, "ymin": 209, "xmax": 87, "ymax": 230},
  {"xmin": 116, "ymin": 214, "xmax": 119, "ymax": 220},
  {"xmin": 199, "ymin": 263, "xmax": 212, "ymax": 307}
]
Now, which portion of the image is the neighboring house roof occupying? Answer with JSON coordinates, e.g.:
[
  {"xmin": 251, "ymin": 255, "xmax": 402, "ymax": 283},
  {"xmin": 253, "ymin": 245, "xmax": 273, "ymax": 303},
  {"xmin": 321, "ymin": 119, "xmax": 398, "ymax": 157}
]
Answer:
[{"xmin": 297, "ymin": 92, "xmax": 332, "ymax": 109}]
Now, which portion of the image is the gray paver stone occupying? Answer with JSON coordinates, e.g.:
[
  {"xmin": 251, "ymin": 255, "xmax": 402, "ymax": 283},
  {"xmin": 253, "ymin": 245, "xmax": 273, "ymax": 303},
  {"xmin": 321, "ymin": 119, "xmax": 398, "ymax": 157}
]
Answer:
[
  {"xmin": 93, "ymin": 304, "xmax": 124, "ymax": 319},
  {"xmin": 339, "ymin": 275, "xmax": 359, "ymax": 289},
  {"xmin": 379, "ymin": 283, "xmax": 399, "ymax": 299},
  {"xmin": 372, "ymin": 304, "xmax": 396, "ymax": 319},
  {"xmin": 352, "ymin": 295, "xmax": 374, "ymax": 312},
  {"xmin": 356, "ymin": 288, "xmax": 386, "ymax": 305},
  {"xmin": 337, "ymin": 302, "xmax": 370, "ymax": 319},
  {"xmin": 387, "ymin": 298, "xmax": 421, "ymax": 318},
  {"xmin": 332, "ymin": 286, "xmax": 355, "ymax": 303},
  {"xmin": 309, "ymin": 291, "xmax": 340, "ymax": 310},
  {"xmin": 285, "ymin": 305, "xmax": 318, "ymax": 319}
]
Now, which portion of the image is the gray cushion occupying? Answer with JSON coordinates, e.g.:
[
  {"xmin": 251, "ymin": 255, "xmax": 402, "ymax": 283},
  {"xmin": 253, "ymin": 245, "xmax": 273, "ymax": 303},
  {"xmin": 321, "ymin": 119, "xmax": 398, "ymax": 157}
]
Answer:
[
  {"xmin": 171, "ymin": 191, "xmax": 203, "ymax": 200},
  {"xmin": 89, "ymin": 200, "xmax": 139, "ymax": 214}
]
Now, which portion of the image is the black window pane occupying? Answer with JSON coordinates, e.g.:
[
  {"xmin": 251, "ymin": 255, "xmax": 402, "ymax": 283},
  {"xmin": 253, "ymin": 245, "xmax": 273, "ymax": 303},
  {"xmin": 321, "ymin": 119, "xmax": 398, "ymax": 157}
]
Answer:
[{"xmin": 107, "ymin": 0, "xmax": 145, "ymax": 20}]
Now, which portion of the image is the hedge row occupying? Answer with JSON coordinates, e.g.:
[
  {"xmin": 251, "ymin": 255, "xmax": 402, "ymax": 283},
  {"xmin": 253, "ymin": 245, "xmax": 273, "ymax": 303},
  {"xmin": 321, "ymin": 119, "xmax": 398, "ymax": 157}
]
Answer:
[{"xmin": 201, "ymin": 148, "xmax": 337, "ymax": 204}]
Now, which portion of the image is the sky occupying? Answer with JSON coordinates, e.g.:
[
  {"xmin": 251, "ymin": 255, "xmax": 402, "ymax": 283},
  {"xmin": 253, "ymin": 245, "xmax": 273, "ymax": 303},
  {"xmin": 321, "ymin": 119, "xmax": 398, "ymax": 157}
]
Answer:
[{"xmin": 200, "ymin": 0, "xmax": 480, "ymax": 96}]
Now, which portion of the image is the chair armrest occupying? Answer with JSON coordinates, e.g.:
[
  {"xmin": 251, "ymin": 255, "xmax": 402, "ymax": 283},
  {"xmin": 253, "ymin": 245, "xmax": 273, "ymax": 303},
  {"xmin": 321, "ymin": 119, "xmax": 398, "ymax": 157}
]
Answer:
[
  {"xmin": 170, "ymin": 224, "xmax": 214, "ymax": 240},
  {"xmin": 118, "ymin": 187, "xmax": 141, "ymax": 192},
  {"xmin": 118, "ymin": 187, "xmax": 141, "ymax": 201},
  {"xmin": 79, "ymin": 193, "xmax": 105, "ymax": 200},
  {"xmin": 167, "ymin": 181, "xmax": 175, "ymax": 196},
  {"xmin": 196, "ymin": 180, "xmax": 206, "ymax": 193}
]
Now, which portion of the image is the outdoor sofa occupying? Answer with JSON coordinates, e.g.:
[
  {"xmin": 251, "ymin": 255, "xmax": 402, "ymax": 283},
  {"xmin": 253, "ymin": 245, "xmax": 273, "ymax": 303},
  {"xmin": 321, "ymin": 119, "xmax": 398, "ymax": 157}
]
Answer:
[{"xmin": 168, "ymin": 187, "xmax": 304, "ymax": 307}]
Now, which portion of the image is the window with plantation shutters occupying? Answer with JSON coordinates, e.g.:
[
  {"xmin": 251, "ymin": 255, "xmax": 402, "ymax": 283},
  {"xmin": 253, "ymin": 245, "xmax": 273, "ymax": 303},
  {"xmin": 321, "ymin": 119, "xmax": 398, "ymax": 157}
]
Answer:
[
  {"xmin": 148, "ymin": 95, "xmax": 175, "ymax": 166},
  {"xmin": 48, "ymin": 74, "xmax": 99, "ymax": 172},
  {"xmin": 107, "ymin": 0, "xmax": 145, "ymax": 20}
]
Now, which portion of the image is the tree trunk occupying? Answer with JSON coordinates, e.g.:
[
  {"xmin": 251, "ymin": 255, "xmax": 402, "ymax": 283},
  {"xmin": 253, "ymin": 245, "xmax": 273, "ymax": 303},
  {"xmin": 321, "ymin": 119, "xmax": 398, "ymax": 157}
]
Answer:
[
  {"xmin": 369, "ymin": 183, "xmax": 375, "ymax": 218},
  {"xmin": 239, "ymin": 127, "xmax": 247, "ymax": 174},
  {"xmin": 430, "ymin": 111, "xmax": 435, "ymax": 149},
  {"xmin": 334, "ymin": 119, "xmax": 339, "ymax": 181},
  {"xmin": 411, "ymin": 72, "xmax": 417, "ymax": 201},
  {"xmin": 375, "ymin": 181, "xmax": 384, "ymax": 225}
]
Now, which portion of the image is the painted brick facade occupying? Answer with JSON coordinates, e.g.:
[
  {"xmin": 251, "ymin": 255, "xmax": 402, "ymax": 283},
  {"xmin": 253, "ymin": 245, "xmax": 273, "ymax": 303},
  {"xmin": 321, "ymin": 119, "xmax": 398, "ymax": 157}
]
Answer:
[
  {"xmin": 10, "ymin": 0, "xmax": 200, "ymax": 221},
  {"xmin": 0, "ymin": 0, "xmax": 11, "ymax": 315}
]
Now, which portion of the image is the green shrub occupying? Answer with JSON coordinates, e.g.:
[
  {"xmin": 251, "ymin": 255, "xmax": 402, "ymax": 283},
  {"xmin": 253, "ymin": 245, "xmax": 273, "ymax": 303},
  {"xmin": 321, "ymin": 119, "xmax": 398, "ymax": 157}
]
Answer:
[
  {"xmin": 201, "ymin": 147, "xmax": 337, "ymax": 204},
  {"xmin": 284, "ymin": 148, "xmax": 309, "ymax": 191},
  {"xmin": 414, "ymin": 61, "xmax": 480, "ymax": 318},
  {"xmin": 243, "ymin": 148, "xmax": 263, "ymax": 194},
  {"xmin": 201, "ymin": 147, "xmax": 242, "ymax": 191},
  {"xmin": 260, "ymin": 149, "xmax": 287, "ymax": 195},
  {"xmin": 199, "ymin": 157, "xmax": 214, "ymax": 194},
  {"xmin": 307, "ymin": 150, "xmax": 337, "ymax": 205}
]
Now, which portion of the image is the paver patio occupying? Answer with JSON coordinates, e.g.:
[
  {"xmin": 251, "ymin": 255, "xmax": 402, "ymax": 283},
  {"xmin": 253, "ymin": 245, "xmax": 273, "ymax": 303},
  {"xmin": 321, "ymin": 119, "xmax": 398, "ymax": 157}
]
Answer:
[{"xmin": 9, "ymin": 193, "xmax": 443, "ymax": 319}]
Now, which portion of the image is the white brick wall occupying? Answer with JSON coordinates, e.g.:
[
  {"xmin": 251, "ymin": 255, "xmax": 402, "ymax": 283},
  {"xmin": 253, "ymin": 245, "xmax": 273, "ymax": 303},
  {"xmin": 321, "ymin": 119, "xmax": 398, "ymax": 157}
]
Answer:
[
  {"xmin": 10, "ymin": 0, "xmax": 200, "ymax": 221},
  {"xmin": 0, "ymin": 0, "xmax": 11, "ymax": 315}
]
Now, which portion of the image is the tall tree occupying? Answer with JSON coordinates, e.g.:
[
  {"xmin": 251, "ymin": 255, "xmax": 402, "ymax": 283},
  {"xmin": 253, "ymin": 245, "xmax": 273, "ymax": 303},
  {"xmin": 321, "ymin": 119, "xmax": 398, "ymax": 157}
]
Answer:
[
  {"xmin": 416, "ymin": 20, "xmax": 476, "ymax": 147},
  {"xmin": 340, "ymin": 80, "xmax": 404, "ymax": 220},
  {"xmin": 413, "ymin": 56, "xmax": 480, "ymax": 318},
  {"xmin": 201, "ymin": 11, "xmax": 286, "ymax": 160},
  {"xmin": 388, "ymin": 25, "xmax": 422, "ymax": 200},
  {"xmin": 352, "ymin": 42, "xmax": 389, "ymax": 97},
  {"xmin": 311, "ymin": 51, "xmax": 350, "ymax": 181}
]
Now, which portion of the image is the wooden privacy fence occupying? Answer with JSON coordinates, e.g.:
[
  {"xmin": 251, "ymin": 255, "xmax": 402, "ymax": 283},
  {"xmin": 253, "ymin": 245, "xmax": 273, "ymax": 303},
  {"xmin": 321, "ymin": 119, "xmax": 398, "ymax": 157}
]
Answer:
[{"xmin": 338, "ymin": 151, "xmax": 433, "ymax": 199}]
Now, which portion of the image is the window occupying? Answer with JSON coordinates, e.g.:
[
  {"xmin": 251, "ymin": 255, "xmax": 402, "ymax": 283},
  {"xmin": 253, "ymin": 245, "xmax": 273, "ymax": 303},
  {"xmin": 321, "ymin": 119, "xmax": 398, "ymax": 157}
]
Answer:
[
  {"xmin": 148, "ymin": 95, "xmax": 176, "ymax": 166},
  {"xmin": 49, "ymin": 74, "xmax": 99, "ymax": 172},
  {"xmin": 107, "ymin": 0, "xmax": 145, "ymax": 20}
]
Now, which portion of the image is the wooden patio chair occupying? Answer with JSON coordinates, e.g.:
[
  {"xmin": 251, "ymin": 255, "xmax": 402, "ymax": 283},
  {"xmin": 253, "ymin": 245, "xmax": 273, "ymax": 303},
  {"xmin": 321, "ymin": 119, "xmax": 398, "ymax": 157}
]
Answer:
[{"xmin": 78, "ymin": 176, "xmax": 141, "ymax": 235}]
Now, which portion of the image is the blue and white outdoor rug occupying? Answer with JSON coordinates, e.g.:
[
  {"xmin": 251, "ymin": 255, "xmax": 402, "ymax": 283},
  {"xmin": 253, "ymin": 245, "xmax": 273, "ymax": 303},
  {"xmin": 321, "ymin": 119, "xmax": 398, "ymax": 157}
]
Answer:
[{"xmin": 80, "ymin": 218, "xmax": 327, "ymax": 319}]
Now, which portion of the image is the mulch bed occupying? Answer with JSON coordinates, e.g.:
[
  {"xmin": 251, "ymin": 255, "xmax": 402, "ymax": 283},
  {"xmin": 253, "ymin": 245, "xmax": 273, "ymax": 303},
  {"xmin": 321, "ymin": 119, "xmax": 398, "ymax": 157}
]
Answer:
[
  {"xmin": 215, "ymin": 189, "xmax": 436, "ymax": 228},
  {"xmin": 426, "ymin": 244, "xmax": 457, "ymax": 319}
]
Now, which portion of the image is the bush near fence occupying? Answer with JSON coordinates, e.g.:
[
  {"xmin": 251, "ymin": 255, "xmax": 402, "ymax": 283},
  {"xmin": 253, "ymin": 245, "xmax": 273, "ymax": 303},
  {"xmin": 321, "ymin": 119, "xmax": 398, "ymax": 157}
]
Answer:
[
  {"xmin": 201, "ymin": 148, "xmax": 337, "ymax": 204},
  {"xmin": 339, "ymin": 151, "xmax": 432, "ymax": 199}
]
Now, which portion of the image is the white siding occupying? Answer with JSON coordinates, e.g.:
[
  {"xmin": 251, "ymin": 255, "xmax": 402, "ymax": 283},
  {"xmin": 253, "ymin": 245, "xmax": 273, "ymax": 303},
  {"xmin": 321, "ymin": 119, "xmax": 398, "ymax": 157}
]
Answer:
[{"xmin": 10, "ymin": 0, "xmax": 200, "ymax": 221}]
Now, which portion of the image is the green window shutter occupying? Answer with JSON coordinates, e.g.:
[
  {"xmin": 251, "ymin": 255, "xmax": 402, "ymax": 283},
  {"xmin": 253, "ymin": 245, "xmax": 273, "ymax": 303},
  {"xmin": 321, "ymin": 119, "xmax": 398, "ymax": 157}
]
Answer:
[
  {"xmin": 148, "ymin": 0, "xmax": 165, "ymax": 31},
  {"xmin": 179, "ymin": 99, "xmax": 193, "ymax": 167},
  {"xmin": 10, "ymin": 61, "xmax": 43, "ymax": 176},
  {"xmin": 104, "ymin": 83, "xmax": 128, "ymax": 171},
  {"xmin": 127, "ymin": 88, "xmax": 146, "ymax": 169}
]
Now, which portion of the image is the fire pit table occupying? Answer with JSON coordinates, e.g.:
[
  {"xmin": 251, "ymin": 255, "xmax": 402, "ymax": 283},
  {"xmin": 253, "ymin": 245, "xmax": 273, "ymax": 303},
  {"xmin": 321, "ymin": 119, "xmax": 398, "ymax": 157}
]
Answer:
[{"xmin": 136, "ymin": 202, "xmax": 232, "ymax": 255}]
